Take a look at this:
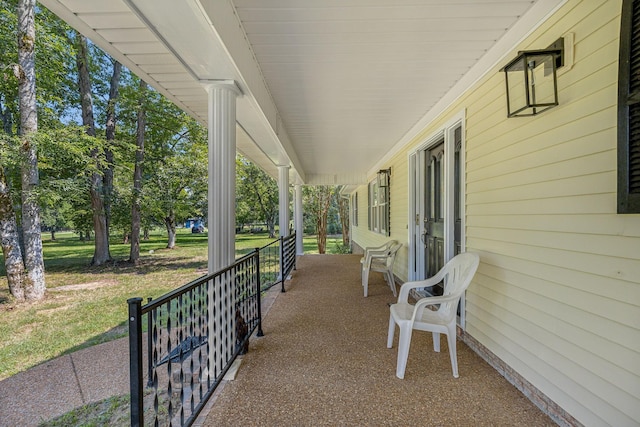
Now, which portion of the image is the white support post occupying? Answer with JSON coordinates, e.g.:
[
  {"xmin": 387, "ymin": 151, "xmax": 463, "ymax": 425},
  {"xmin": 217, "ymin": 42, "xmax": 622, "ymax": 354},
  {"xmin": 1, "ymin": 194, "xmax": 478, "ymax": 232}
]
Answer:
[
  {"xmin": 203, "ymin": 80, "xmax": 240, "ymax": 380},
  {"xmin": 294, "ymin": 184, "xmax": 304, "ymax": 255},
  {"xmin": 278, "ymin": 165, "xmax": 290, "ymax": 238},
  {"xmin": 204, "ymin": 80, "xmax": 241, "ymax": 273}
]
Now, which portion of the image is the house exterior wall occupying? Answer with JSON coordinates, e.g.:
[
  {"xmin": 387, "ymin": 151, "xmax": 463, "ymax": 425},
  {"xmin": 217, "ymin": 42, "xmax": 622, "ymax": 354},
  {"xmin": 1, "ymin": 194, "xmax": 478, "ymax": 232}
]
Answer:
[{"xmin": 351, "ymin": 1, "xmax": 640, "ymax": 425}]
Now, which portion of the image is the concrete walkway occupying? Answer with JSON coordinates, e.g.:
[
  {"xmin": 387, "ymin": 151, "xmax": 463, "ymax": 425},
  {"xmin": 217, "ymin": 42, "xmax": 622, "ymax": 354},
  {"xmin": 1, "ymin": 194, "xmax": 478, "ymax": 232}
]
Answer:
[{"xmin": 0, "ymin": 337, "xmax": 131, "ymax": 426}]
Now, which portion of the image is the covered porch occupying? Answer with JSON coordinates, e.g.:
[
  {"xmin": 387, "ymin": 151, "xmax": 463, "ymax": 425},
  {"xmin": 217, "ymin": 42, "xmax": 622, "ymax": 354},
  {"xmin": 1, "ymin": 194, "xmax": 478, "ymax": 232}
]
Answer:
[
  {"xmin": 196, "ymin": 254, "xmax": 554, "ymax": 426},
  {"xmin": 35, "ymin": 1, "xmax": 640, "ymax": 425}
]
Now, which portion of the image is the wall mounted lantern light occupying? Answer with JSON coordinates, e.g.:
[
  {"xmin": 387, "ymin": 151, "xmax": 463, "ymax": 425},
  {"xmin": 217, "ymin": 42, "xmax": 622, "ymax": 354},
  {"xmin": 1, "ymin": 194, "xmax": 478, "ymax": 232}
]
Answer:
[
  {"xmin": 377, "ymin": 168, "xmax": 391, "ymax": 188},
  {"xmin": 502, "ymin": 38, "xmax": 564, "ymax": 117}
]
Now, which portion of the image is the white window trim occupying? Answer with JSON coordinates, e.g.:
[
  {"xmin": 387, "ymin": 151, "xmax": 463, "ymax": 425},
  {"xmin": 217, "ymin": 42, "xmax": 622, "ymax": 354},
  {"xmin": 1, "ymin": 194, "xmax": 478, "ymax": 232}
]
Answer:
[{"xmin": 368, "ymin": 179, "xmax": 390, "ymax": 236}]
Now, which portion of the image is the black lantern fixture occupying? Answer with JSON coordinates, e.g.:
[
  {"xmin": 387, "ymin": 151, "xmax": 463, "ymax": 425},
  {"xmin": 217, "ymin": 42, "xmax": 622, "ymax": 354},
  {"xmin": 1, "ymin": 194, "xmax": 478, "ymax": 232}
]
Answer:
[
  {"xmin": 377, "ymin": 168, "xmax": 391, "ymax": 188},
  {"xmin": 502, "ymin": 38, "xmax": 564, "ymax": 117}
]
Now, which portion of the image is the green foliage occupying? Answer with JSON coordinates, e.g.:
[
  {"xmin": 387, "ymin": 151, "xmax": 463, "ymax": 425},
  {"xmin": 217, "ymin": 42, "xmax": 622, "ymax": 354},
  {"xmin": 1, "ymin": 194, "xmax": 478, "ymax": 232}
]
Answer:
[
  {"xmin": 0, "ymin": 1, "xmax": 78, "ymax": 131},
  {"xmin": 333, "ymin": 240, "xmax": 352, "ymax": 254},
  {"xmin": 236, "ymin": 154, "xmax": 279, "ymax": 237},
  {"xmin": 116, "ymin": 79, "xmax": 208, "ymax": 232}
]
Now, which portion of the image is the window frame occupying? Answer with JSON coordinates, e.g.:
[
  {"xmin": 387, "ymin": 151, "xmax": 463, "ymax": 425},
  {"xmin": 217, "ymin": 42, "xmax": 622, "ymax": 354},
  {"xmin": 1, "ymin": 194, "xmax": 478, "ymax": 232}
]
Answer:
[
  {"xmin": 368, "ymin": 178, "xmax": 390, "ymax": 236},
  {"xmin": 352, "ymin": 193, "xmax": 358, "ymax": 226},
  {"xmin": 618, "ymin": 0, "xmax": 640, "ymax": 213}
]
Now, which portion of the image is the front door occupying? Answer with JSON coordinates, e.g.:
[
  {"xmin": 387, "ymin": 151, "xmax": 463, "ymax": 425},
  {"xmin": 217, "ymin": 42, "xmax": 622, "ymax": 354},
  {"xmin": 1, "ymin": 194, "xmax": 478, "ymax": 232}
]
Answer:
[
  {"xmin": 423, "ymin": 141, "xmax": 445, "ymax": 291},
  {"xmin": 409, "ymin": 119, "xmax": 464, "ymax": 293}
]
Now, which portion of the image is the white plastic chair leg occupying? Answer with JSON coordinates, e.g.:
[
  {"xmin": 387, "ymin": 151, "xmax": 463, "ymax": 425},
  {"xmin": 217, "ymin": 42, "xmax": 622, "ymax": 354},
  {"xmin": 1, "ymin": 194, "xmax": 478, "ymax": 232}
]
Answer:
[
  {"xmin": 387, "ymin": 313, "xmax": 396, "ymax": 348},
  {"xmin": 446, "ymin": 325, "xmax": 459, "ymax": 378},
  {"xmin": 362, "ymin": 266, "xmax": 369, "ymax": 297},
  {"xmin": 385, "ymin": 271, "xmax": 397, "ymax": 297},
  {"xmin": 432, "ymin": 332, "xmax": 441, "ymax": 352},
  {"xmin": 395, "ymin": 324, "xmax": 413, "ymax": 379}
]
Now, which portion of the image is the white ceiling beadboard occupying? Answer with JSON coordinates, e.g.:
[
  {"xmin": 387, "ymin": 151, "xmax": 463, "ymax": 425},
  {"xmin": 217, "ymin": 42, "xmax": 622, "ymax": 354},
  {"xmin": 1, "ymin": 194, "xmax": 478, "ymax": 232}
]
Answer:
[{"xmin": 38, "ymin": 0, "xmax": 561, "ymax": 184}]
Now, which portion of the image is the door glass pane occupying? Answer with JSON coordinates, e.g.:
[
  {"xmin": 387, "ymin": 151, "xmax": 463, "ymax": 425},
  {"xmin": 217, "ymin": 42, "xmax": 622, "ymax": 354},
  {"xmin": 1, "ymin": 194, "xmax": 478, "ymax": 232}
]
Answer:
[
  {"xmin": 438, "ymin": 151, "xmax": 445, "ymax": 219},
  {"xmin": 429, "ymin": 156, "xmax": 435, "ymax": 217}
]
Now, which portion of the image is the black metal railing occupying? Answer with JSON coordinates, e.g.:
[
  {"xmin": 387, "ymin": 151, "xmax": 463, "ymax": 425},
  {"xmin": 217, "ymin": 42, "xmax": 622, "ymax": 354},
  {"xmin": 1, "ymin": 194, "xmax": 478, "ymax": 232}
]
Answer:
[
  {"xmin": 279, "ymin": 232, "xmax": 297, "ymax": 292},
  {"xmin": 128, "ymin": 251, "xmax": 262, "ymax": 427},
  {"xmin": 128, "ymin": 232, "xmax": 298, "ymax": 426},
  {"xmin": 257, "ymin": 231, "xmax": 297, "ymax": 293},
  {"xmin": 257, "ymin": 238, "xmax": 279, "ymax": 290}
]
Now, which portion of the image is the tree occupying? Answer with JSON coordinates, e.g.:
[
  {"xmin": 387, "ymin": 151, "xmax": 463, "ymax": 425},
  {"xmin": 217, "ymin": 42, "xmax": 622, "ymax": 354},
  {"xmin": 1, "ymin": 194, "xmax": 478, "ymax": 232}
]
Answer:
[
  {"xmin": 0, "ymin": 1, "xmax": 27, "ymax": 300},
  {"xmin": 103, "ymin": 60, "xmax": 121, "ymax": 238},
  {"xmin": 338, "ymin": 190, "xmax": 350, "ymax": 247},
  {"xmin": 16, "ymin": 0, "xmax": 45, "ymax": 300},
  {"xmin": 118, "ymin": 83, "xmax": 206, "ymax": 249},
  {"xmin": 304, "ymin": 186, "xmax": 335, "ymax": 254},
  {"xmin": 0, "ymin": 156, "xmax": 26, "ymax": 301},
  {"xmin": 1, "ymin": 3, "xmax": 86, "ymax": 300},
  {"xmin": 236, "ymin": 155, "xmax": 278, "ymax": 237},
  {"xmin": 75, "ymin": 31, "xmax": 111, "ymax": 265},
  {"xmin": 129, "ymin": 79, "xmax": 146, "ymax": 263}
]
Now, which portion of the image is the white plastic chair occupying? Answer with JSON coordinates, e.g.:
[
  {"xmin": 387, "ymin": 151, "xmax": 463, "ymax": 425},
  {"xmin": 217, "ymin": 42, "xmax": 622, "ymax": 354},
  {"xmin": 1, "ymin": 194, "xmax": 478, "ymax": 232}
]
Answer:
[
  {"xmin": 387, "ymin": 252, "xmax": 480, "ymax": 379},
  {"xmin": 361, "ymin": 241, "xmax": 401, "ymax": 297}
]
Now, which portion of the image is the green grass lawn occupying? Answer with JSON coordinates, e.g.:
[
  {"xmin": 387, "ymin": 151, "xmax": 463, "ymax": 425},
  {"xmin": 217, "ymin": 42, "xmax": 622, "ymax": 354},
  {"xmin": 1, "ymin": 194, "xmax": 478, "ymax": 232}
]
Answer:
[{"xmin": 0, "ymin": 229, "xmax": 345, "ymax": 380}]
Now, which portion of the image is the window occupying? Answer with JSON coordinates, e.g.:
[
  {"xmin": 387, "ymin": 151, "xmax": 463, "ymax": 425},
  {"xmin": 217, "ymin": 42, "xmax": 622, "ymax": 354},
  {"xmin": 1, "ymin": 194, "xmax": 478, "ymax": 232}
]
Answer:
[
  {"xmin": 368, "ymin": 178, "xmax": 390, "ymax": 235},
  {"xmin": 618, "ymin": 0, "xmax": 640, "ymax": 213},
  {"xmin": 352, "ymin": 193, "xmax": 358, "ymax": 226}
]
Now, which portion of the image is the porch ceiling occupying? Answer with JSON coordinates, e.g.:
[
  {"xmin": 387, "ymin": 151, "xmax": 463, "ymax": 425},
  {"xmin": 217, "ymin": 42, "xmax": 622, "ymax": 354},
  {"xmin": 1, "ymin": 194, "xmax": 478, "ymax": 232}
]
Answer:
[{"xmin": 38, "ymin": 0, "xmax": 564, "ymax": 185}]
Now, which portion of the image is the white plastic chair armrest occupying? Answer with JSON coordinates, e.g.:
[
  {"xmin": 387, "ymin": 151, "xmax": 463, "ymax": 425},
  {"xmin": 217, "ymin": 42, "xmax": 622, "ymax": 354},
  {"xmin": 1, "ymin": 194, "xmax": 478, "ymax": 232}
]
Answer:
[
  {"xmin": 411, "ymin": 293, "xmax": 462, "ymax": 322},
  {"xmin": 363, "ymin": 247, "xmax": 393, "ymax": 265},
  {"xmin": 397, "ymin": 269, "xmax": 448, "ymax": 303}
]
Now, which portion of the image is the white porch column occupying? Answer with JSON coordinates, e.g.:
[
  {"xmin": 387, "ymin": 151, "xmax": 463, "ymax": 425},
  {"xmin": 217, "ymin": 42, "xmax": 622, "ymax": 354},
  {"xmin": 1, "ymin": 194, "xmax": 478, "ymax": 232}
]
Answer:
[
  {"xmin": 294, "ymin": 184, "xmax": 304, "ymax": 255},
  {"xmin": 203, "ymin": 81, "xmax": 240, "ymax": 380},
  {"xmin": 204, "ymin": 80, "xmax": 241, "ymax": 273},
  {"xmin": 278, "ymin": 165, "xmax": 290, "ymax": 237}
]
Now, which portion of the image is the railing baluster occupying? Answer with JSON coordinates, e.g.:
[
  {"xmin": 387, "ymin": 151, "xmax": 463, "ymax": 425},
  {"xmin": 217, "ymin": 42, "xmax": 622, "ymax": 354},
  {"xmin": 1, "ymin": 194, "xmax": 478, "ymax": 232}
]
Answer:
[
  {"xmin": 127, "ymin": 298, "xmax": 143, "ymax": 427},
  {"xmin": 256, "ymin": 249, "xmax": 264, "ymax": 337}
]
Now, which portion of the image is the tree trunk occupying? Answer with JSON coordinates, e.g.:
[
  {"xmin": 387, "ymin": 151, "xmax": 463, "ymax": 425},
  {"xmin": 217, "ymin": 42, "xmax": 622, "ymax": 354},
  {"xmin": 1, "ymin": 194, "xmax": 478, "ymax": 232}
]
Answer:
[
  {"xmin": 103, "ymin": 61, "xmax": 121, "ymax": 238},
  {"xmin": 0, "ymin": 99, "xmax": 13, "ymax": 135},
  {"xmin": 315, "ymin": 186, "xmax": 331, "ymax": 254},
  {"xmin": 338, "ymin": 195, "xmax": 350, "ymax": 246},
  {"xmin": 17, "ymin": 0, "xmax": 45, "ymax": 300},
  {"xmin": 143, "ymin": 227, "xmax": 149, "ymax": 240},
  {"xmin": 76, "ymin": 32, "xmax": 111, "ymax": 266},
  {"xmin": 317, "ymin": 214, "xmax": 327, "ymax": 254},
  {"xmin": 165, "ymin": 211, "xmax": 176, "ymax": 249},
  {"xmin": 129, "ymin": 80, "xmax": 146, "ymax": 264},
  {"xmin": 0, "ymin": 167, "xmax": 27, "ymax": 302},
  {"xmin": 266, "ymin": 218, "xmax": 275, "ymax": 238},
  {"xmin": 50, "ymin": 229, "xmax": 55, "ymax": 241}
]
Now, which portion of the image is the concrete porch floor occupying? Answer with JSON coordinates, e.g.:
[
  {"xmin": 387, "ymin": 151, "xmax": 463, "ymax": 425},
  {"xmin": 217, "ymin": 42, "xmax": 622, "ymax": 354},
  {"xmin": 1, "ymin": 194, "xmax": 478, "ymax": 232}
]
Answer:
[{"xmin": 196, "ymin": 254, "xmax": 555, "ymax": 426}]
